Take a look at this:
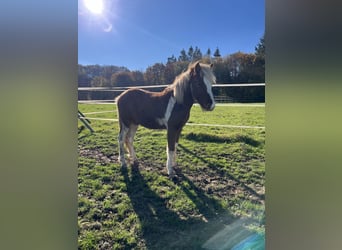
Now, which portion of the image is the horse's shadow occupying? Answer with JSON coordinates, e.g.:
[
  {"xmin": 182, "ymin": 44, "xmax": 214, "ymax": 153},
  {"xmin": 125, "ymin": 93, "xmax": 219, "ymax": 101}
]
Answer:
[
  {"xmin": 184, "ymin": 132, "xmax": 261, "ymax": 147},
  {"xmin": 121, "ymin": 165, "xmax": 235, "ymax": 249},
  {"xmin": 120, "ymin": 135, "xmax": 264, "ymax": 249},
  {"xmin": 178, "ymin": 143, "xmax": 265, "ymax": 201}
]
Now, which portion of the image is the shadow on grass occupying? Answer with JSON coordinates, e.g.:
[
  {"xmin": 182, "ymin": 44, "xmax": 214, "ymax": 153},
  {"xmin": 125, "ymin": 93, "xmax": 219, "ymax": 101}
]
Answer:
[
  {"xmin": 176, "ymin": 171, "xmax": 233, "ymax": 221},
  {"xmin": 178, "ymin": 144, "xmax": 265, "ymax": 201},
  {"xmin": 184, "ymin": 132, "xmax": 260, "ymax": 147},
  {"xmin": 121, "ymin": 165, "xmax": 236, "ymax": 249},
  {"xmin": 78, "ymin": 127, "xmax": 94, "ymax": 140}
]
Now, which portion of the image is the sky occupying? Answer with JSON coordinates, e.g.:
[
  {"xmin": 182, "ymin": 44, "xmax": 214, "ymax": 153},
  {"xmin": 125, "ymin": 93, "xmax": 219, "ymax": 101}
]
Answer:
[{"xmin": 78, "ymin": 0, "xmax": 264, "ymax": 71}]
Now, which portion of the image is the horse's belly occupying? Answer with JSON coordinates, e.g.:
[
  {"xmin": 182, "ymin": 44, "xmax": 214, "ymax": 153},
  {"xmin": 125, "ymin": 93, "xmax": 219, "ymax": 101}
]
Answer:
[{"xmin": 140, "ymin": 118, "xmax": 166, "ymax": 130}]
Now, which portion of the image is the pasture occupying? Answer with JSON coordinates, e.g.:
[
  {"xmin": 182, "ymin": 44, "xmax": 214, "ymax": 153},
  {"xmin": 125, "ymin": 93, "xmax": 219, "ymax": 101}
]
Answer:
[{"xmin": 78, "ymin": 103, "xmax": 265, "ymax": 249}]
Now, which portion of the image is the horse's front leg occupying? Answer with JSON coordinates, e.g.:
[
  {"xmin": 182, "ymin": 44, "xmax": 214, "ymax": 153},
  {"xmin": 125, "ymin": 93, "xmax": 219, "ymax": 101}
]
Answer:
[
  {"xmin": 118, "ymin": 123, "xmax": 129, "ymax": 167},
  {"xmin": 166, "ymin": 127, "xmax": 177, "ymax": 177},
  {"xmin": 173, "ymin": 127, "xmax": 182, "ymax": 165}
]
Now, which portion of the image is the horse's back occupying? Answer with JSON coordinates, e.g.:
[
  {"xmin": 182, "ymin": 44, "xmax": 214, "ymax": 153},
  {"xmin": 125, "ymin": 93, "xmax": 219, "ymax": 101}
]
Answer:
[
  {"xmin": 116, "ymin": 88, "xmax": 144, "ymax": 105},
  {"xmin": 116, "ymin": 88, "xmax": 172, "ymax": 129}
]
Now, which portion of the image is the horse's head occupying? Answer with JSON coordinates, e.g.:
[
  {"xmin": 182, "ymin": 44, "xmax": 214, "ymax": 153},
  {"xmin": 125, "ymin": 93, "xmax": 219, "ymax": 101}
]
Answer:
[{"xmin": 190, "ymin": 62, "xmax": 216, "ymax": 111}]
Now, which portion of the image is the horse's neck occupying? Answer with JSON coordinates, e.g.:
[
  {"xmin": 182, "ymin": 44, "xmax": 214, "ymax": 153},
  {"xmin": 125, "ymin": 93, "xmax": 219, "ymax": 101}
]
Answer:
[{"xmin": 181, "ymin": 83, "xmax": 194, "ymax": 108}]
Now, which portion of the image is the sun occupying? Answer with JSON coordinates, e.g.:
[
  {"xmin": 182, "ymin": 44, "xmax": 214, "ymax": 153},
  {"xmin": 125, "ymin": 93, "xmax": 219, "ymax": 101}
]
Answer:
[{"xmin": 84, "ymin": 0, "xmax": 104, "ymax": 15}]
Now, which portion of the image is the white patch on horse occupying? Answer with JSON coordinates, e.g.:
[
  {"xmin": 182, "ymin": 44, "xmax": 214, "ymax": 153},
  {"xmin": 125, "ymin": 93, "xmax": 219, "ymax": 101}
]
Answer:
[
  {"xmin": 126, "ymin": 124, "xmax": 138, "ymax": 164},
  {"xmin": 203, "ymin": 76, "xmax": 215, "ymax": 110},
  {"xmin": 118, "ymin": 123, "xmax": 129, "ymax": 166},
  {"xmin": 166, "ymin": 150, "xmax": 175, "ymax": 176},
  {"xmin": 157, "ymin": 96, "xmax": 176, "ymax": 127},
  {"xmin": 202, "ymin": 65, "xmax": 216, "ymax": 110},
  {"xmin": 174, "ymin": 142, "xmax": 178, "ymax": 163}
]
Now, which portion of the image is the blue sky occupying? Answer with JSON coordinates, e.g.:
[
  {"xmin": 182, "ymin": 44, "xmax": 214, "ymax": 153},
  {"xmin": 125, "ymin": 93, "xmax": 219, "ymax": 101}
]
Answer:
[{"xmin": 78, "ymin": 0, "xmax": 264, "ymax": 71}]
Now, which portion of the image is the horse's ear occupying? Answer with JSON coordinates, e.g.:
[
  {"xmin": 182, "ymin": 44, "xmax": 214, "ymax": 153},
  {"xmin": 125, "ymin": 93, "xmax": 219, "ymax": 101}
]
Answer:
[
  {"xmin": 194, "ymin": 62, "xmax": 201, "ymax": 73},
  {"xmin": 190, "ymin": 62, "xmax": 201, "ymax": 77}
]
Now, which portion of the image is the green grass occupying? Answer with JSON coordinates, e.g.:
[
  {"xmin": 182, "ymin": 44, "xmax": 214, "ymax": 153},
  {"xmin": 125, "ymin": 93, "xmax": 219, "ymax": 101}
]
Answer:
[{"xmin": 78, "ymin": 103, "xmax": 265, "ymax": 249}]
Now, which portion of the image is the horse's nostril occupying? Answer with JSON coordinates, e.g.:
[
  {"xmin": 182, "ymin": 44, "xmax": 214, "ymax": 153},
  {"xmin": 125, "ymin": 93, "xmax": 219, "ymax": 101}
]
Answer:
[{"xmin": 204, "ymin": 103, "xmax": 212, "ymax": 110}]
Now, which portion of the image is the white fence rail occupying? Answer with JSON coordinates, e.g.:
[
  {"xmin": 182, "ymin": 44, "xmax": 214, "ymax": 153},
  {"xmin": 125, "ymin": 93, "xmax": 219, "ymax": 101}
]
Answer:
[
  {"xmin": 78, "ymin": 83, "xmax": 265, "ymax": 91},
  {"xmin": 78, "ymin": 83, "xmax": 265, "ymax": 103}
]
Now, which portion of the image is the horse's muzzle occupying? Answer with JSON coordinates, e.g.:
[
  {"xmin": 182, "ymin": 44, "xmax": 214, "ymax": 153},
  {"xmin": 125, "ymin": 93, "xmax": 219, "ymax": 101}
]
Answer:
[
  {"xmin": 202, "ymin": 102, "xmax": 215, "ymax": 111},
  {"xmin": 208, "ymin": 102, "xmax": 215, "ymax": 111}
]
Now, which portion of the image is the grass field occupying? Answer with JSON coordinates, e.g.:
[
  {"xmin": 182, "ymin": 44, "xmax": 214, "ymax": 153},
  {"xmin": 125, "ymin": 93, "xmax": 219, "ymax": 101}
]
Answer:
[{"xmin": 78, "ymin": 103, "xmax": 265, "ymax": 249}]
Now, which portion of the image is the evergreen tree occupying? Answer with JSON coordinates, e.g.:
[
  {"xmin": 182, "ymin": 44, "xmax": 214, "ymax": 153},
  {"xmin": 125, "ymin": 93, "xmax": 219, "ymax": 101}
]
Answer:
[
  {"xmin": 206, "ymin": 48, "xmax": 211, "ymax": 58},
  {"xmin": 178, "ymin": 49, "xmax": 188, "ymax": 61},
  {"xmin": 214, "ymin": 47, "xmax": 221, "ymax": 58},
  {"xmin": 254, "ymin": 35, "xmax": 265, "ymax": 82},
  {"xmin": 167, "ymin": 55, "xmax": 177, "ymax": 64},
  {"xmin": 193, "ymin": 46, "xmax": 203, "ymax": 61},
  {"xmin": 187, "ymin": 46, "xmax": 194, "ymax": 61},
  {"xmin": 255, "ymin": 34, "xmax": 265, "ymax": 60}
]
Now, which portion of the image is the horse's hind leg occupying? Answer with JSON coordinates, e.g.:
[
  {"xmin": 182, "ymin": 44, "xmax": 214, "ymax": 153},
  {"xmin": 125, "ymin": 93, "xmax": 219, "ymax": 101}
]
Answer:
[
  {"xmin": 125, "ymin": 124, "xmax": 138, "ymax": 167},
  {"xmin": 118, "ymin": 122, "xmax": 129, "ymax": 167}
]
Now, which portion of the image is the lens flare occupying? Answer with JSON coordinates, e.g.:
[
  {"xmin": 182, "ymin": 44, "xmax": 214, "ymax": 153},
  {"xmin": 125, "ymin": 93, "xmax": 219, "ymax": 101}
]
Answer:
[{"xmin": 84, "ymin": 0, "xmax": 104, "ymax": 15}]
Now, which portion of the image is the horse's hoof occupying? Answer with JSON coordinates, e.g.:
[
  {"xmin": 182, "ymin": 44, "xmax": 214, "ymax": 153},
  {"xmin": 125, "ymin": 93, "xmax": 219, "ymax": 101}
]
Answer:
[
  {"xmin": 169, "ymin": 174, "xmax": 180, "ymax": 183},
  {"xmin": 132, "ymin": 160, "xmax": 139, "ymax": 167},
  {"xmin": 168, "ymin": 169, "xmax": 176, "ymax": 178}
]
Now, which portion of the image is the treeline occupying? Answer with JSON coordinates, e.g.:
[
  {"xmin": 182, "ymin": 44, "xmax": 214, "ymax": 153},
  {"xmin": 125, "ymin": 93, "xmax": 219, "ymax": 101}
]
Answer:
[
  {"xmin": 79, "ymin": 35, "xmax": 265, "ymax": 102},
  {"xmin": 78, "ymin": 65, "xmax": 129, "ymax": 87}
]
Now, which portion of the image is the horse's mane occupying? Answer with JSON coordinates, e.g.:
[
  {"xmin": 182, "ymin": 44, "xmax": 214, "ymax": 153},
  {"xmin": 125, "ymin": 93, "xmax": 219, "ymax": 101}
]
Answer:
[
  {"xmin": 170, "ymin": 66, "xmax": 191, "ymax": 104},
  {"xmin": 170, "ymin": 61, "xmax": 215, "ymax": 104}
]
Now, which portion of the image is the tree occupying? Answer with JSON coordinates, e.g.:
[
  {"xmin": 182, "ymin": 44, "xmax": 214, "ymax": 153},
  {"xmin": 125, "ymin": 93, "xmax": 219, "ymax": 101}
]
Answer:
[
  {"xmin": 173, "ymin": 61, "xmax": 189, "ymax": 76},
  {"xmin": 187, "ymin": 46, "xmax": 194, "ymax": 61},
  {"xmin": 78, "ymin": 65, "xmax": 92, "ymax": 87},
  {"xmin": 78, "ymin": 64, "xmax": 129, "ymax": 87},
  {"xmin": 226, "ymin": 52, "xmax": 245, "ymax": 82},
  {"xmin": 167, "ymin": 55, "xmax": 177, "ymax": 64},
  {"xmin": 255, "ymin": 34, "xmax": 265, "ymax": 60},
  {"xmin": 193, "ymin": 46, "xmax": 203, "ymax": 61},
  {"xmin": 178, "ymin": 49, "xmax": 188, "ymax": 62},
  {"xmin": 144, "ymin": 63, "xmax": 166, "ymax": 85},
  {"xmin": 131, "ymin": 71, "xmax": 145, "ymax": 86},
  {"xmin": 206, "ymin": 48, "xmax": 211, "ymax": 58},
  {"xmin": 91, "ymin": 76, "xmax": 109, "ymax": 87},
  {"xmin": 238, "ymin": 53, "xmax": 258, "ymax": 82},
  {"xmin": 213, "ymin": 47, "xmax": 221, "ymax": 58},
  {"xmin": 254, "ymin": 34, "xmax": 265, "ymax": 82},
  {"xmin": 111, "ymin": 72, "xmax": 134, "ymax": 87},
  {"xmin": 164, "ymin": 63, "xmax": 176, "ymax": 84}
]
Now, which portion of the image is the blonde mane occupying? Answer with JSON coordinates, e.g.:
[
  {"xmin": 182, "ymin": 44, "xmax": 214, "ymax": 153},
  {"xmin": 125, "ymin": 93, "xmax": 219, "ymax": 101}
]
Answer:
[
  {"xmin": 171, "ymin": 67, "xmax": 191, "ymax": 103},
  {"xmin": 171, "ymin": 62, "xmax": 216, "ymax": 103}
]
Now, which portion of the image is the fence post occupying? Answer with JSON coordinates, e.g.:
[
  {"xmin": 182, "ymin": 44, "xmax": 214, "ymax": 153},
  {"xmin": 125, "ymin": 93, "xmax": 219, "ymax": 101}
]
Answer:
[{"xmin": 78, "ymin": 110, "xmax": 94, "ymax": 133}]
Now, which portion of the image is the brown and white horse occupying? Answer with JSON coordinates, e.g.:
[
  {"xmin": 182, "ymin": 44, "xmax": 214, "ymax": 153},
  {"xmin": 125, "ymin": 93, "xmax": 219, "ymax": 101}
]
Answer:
[{"xmin": 116, "ymin": 61, "xmax": 216, "ymax": 177}]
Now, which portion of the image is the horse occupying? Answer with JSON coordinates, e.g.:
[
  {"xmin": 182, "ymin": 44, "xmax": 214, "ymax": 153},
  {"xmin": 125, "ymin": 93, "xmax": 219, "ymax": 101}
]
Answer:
[{"xmin": 116, "ymin": 61, "xmax": 216, "ymax": 177}]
